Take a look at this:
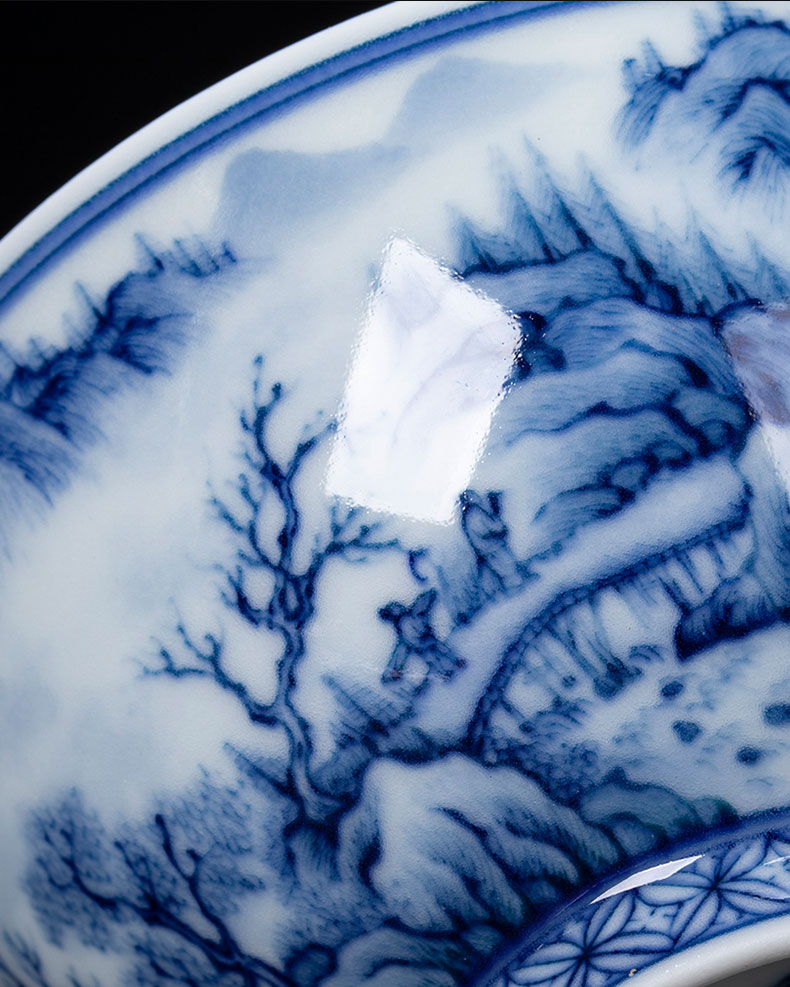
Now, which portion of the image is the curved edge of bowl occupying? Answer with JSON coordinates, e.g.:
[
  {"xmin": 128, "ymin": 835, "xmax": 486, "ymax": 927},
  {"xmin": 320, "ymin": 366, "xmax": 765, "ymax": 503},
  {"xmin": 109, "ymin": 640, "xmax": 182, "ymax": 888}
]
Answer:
[
  {"xmin": 487, "ymin": 812, "xmax": 790, "ymax": 987},
  {"xmin": 628, "ymin": 915, "xmax": 790, "ymax": 987},
  {"xmin": 0, "ymin": 1, "xmax": 487, "ymax": 307}
]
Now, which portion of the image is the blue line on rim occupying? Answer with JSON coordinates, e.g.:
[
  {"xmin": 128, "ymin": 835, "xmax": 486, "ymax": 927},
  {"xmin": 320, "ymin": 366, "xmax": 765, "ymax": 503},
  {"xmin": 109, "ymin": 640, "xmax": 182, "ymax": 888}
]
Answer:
[
  {"xmin": 470, "ymin": 805, "xmax": 790, "ymax": 987},
  {"xmin": 0, "ymin": 0, "xmax": 614, "ymax": 314}
]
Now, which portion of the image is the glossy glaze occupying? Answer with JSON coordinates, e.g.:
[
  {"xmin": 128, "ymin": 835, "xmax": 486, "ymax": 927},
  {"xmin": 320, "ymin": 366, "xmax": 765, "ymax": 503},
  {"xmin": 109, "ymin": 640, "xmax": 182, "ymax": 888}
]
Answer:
[{"xmin": 3, "ymin": 3, "xmax": 790, "ymax": 986}]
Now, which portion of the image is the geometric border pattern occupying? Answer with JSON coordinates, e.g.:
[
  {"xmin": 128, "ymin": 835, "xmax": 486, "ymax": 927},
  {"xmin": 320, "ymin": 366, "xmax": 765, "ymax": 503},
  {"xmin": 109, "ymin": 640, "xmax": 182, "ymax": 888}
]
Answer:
[{"xmin": 493, "ymin": 827, "xmax": 790, "ymax": 987}]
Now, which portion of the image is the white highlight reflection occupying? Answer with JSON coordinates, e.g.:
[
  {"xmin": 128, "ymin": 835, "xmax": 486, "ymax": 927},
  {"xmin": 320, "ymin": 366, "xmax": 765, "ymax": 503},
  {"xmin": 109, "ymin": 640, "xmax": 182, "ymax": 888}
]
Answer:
[
  {"xmin": 327, "ymin": 238, "xmax": 519, "ymax": 522},
  {"xmin": 592, "ymin": 854, "xmax": 704, "ymax": 903}
]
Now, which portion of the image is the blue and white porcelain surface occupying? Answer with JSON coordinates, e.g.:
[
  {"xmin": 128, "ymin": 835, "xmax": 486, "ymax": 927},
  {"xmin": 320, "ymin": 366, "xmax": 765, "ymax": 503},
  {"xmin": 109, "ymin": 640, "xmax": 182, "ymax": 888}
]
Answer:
[{"xmin": 5, "ymin": 2, "xmax": 790, "ymax": 985}]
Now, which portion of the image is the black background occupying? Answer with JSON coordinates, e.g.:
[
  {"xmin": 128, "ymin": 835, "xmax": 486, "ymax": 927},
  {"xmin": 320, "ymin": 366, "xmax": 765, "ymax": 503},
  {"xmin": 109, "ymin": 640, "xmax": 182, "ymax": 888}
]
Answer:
[{"xmin": 1, "ymin": 2, "xmax": 389, "ymax": 241}]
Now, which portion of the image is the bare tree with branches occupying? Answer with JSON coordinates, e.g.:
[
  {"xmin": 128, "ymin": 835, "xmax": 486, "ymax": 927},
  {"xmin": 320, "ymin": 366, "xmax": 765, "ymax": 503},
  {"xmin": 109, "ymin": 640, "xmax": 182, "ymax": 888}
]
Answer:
[{"xmin": 148, "ymin": 357, "xmax": 402, "ymax": 828}]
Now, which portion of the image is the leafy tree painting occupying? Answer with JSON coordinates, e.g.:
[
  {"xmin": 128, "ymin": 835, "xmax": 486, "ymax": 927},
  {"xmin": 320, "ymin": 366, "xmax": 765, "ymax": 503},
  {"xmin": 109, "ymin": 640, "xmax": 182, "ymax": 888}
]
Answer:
[{"xmin": 22, "ymin": 784, "xmax": 293, "ymax": 987}]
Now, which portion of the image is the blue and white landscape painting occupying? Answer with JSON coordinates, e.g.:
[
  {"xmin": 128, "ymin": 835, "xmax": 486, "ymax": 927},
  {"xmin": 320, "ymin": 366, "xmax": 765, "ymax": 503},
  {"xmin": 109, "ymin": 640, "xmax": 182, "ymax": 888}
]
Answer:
[{"xmin": 4, "ymin": 3, "xmax": 790, "ymax": 987}]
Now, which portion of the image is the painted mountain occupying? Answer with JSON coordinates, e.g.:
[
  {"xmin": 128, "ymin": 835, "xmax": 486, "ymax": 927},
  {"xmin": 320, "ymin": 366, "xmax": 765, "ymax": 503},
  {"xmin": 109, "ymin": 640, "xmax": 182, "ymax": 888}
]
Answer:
[
  {"xmin": 6, "ymin": 10, "xmax": 790, "ymax": 987},
  {"xmin": 218, "ymin": 55, "xmax": 545, "ymax": 252},
  {"xmin": 620, "ymin": 7, "xmax": 790, "ymax": 192},
  {"xmin": 9, "ymin": 156, "xmax": 790, "ymax": 987},
  {"xmin": 0, "ymin": 240, "xmax": 237, "ymax": 545}
]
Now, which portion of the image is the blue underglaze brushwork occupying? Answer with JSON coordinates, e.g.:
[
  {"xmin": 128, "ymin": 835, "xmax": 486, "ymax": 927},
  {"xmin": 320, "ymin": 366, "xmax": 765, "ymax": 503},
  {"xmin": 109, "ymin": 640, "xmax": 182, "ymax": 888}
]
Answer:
[
  {"xmin": 497, "ymin": 821, "xmax": 790, "ymax": 987},
  {"xmin": 620, "ymin": 5, "xmax": 790, "ymax": 192},
  {"xmin": 5, "ymin": 7, "xmax": 790, "ymax": 987},
  {"xmin": 0, "ymin": 239, "xmax": 235, "ymax": 544}
]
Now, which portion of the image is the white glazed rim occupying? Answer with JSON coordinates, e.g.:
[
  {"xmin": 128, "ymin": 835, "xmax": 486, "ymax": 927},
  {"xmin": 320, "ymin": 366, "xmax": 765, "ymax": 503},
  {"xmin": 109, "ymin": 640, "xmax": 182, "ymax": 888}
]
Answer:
[
  {"xmin": 3, "ymin": 0, "xmax": 583, "ymax": 315},
  {"xmin": 0, "ymin": 1, "xmax": 588, "ymax": 312},
  {"xmin": 0, "ymin": 2, "xmax": 467, "ymax": 275},
  {"xmin": 10, "ymin": 4, "xmax": 787, "ymax": 987},
  {"xmin": 628, "ymin": 915, "xmax": 790, "ymax": 987}
]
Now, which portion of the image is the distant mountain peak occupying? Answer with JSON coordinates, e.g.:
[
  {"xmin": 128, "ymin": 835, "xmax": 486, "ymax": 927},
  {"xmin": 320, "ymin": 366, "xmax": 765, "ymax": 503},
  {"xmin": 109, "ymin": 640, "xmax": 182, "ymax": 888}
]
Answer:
[
  {"xmin": 619, "ymin": 12, "xmax": 790, "ymax": 197},
  {"xmin": 387, "ymin": 54, "xmax": 553, "ymax": 149}
]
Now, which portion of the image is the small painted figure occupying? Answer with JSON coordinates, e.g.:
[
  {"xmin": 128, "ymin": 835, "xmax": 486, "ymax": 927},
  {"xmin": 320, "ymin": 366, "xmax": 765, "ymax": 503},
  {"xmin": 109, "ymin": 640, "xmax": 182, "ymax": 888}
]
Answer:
[
  {"xmin": 379, "ymin": 588, "xmax": 465, "ymax": 682},
  {"xmin": 460, "ymin": 489, "xmax": 524, "ymax": 599}
]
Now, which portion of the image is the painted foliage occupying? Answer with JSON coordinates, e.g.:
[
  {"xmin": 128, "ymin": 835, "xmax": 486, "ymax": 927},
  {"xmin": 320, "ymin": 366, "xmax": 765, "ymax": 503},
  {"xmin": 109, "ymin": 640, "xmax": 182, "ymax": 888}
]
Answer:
[{"xmin": 4, "ymin": 5, "xmax": 790, "ymax": 987}]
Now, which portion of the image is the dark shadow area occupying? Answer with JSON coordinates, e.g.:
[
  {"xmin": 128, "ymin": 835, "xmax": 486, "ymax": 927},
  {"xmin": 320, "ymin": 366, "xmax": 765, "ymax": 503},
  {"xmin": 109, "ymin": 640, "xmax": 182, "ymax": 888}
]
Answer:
[{"xmin": 0, "ymin": 1, "xmax": 388, "ymax": 239}]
